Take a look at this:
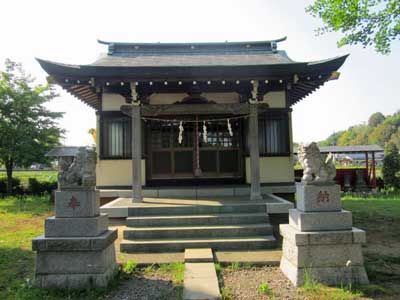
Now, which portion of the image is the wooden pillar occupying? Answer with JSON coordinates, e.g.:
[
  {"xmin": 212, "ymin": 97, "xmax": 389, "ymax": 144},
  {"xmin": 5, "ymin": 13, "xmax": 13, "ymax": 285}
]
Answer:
[
  {"xmin": 365, "ymin": 152, "xmax": 369, "ymax": 186},
  {"xmin": 249, "ymin": 81, "xmax": 262, "ymax": 201},
  {"xmin": 131, "ymin": 83, "xmax": 142, "ymax": 202},
  {"xmin": 372, "ymin": 152, "xmax": 377, "ymax": 189}
]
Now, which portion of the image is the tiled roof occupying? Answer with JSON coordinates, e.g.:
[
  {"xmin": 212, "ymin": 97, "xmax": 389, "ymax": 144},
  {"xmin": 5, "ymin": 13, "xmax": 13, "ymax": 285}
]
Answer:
[
  {"xmin": 294, "ymin": 145, "xmax": 384, "ymax": 154},
  {"xmin": 45, "ymin": 146, "xmax": 80, "ymax": 157}
]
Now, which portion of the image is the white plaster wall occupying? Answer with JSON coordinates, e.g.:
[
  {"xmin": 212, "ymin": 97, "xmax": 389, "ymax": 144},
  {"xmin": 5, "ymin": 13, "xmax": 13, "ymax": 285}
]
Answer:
[
  {"xmin": 102, "ymin": 93, "xmax": 126, "ymax": 111},
  {"xmin": 261, "ymin": 91, "xmax": 286, "ymax": 108},
  {"xmin": 245, "ymin": 156, "xmax": 294, "ymax": 183},
  {"xmin": 96, "ymin": 159, "xmax": 146, "ymax": 187}
]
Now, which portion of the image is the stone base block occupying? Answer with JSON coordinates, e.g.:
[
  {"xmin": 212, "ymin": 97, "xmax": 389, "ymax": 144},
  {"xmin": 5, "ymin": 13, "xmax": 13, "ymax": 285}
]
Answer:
[
  {"xmin": 280, "ymin": 224, "xmax": 366, "ymax": 246},
  {"xmin": 296, "ymin": 183, "xmax": 341, "ymax": 212},
  {"xmin": 35, "ymin": 260, "xmax": 118, "ymax": 289},
  {"xmin": 55, "ymin": 190, "xmax": 100, "ymax": 218},
  {"xmin": 280, "ymin": 256, "xmax": 369, "ymax": 287},
  {"xmin": 33, "ymin": 229, "xmax": 117, "ymax": 252},
  {"xmin": 44, "ymin": 213, "xmax": 109, "ymax": 237},
  {"xmin": 289, "ymin": 209, "xmax": 352, "ymax": 232},
  {"xmin": 280, "ymin": 224, "xmax": 368, "ymax": 286},
  {"xmin": 35, "ymin": 242, "xmax": 116, "ymax": 274},
  {"xmin": 281, "ymin": 236, "xmax": 365, "ymax": 268},
  {"xmin": 33, "ymin": 229, "xmax": 118, "ymax": 289}
]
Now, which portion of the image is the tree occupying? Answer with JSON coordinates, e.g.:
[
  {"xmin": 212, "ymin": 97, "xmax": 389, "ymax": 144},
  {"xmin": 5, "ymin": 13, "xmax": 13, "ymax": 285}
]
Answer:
[
  {"xmin": 367, "ymin": 122, "xmax": 395, "ymax": 146},
  {"xmin": 319, "ymin": 130, "xmax": 345, "ymax": 146},
  {"xmin": 382, "ymin": 142, "xmax": 400, "ymax": 190},
  {"xmin": 307, "ymin": 0, "xmax": 400, "ymax": 54},
  {"xmin": 389, "ymin": 127, "xmax": 400, "ymax": 150},
  {"xmin": 88, "ymin": 128, "xmax": 96, "ymax": 144},
  {"xmin": 368, "ymin": 112, "xmax": 385, "ymax": 127},
  {"xmin": 0, "ymin": 59, "xmax": 64, "ymax": 194}
]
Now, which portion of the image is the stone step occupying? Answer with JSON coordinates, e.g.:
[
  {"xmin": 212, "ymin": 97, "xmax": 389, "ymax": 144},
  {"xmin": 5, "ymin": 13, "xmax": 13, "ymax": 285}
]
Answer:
[
  {"xmin": 120, "ymin": 235, "xmax": 277, "ymax": 253},
  {"xmin": 183, "ymin": 262, "xmax": 221, "ymax": 300},
  {"xmin": 128, "ymin": 203, "xmax": 267, "ymax": 217},
  {"xmin": 123, "ymin": 224, "xmax": 273, "ymax": 239},
  {"xmin": 126, "ymin": 213, "xmax": 270, "ymax": 227}
]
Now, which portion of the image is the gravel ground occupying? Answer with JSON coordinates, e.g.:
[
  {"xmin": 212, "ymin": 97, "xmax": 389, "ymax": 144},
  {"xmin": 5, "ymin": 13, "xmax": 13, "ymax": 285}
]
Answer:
[
  {"xmin": 109, "ymin": 270, "xmax": 181, "ymax": 300},
  {"xmin": 220, "ymin": 266, "xmax": 309, "ymax": 300}
]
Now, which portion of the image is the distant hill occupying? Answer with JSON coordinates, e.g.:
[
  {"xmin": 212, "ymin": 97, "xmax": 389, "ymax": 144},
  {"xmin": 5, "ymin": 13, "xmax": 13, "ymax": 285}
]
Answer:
[{"xmin": 318, "ymin": 111, "xmax": 400, "ymax": 149}]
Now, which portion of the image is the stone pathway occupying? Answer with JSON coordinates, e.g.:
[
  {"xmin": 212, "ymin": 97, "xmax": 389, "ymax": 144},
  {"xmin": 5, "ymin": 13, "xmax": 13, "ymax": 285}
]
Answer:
[{"xmin": 183, "ymin": 248, "xmax": 221, "ymax": 300}]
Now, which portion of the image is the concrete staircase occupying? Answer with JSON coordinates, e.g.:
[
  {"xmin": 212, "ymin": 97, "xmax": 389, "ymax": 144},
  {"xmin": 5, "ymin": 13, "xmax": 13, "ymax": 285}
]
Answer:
[{"xmin": 120, "ymin": 203, "xmax": 277, "ymax": 253}]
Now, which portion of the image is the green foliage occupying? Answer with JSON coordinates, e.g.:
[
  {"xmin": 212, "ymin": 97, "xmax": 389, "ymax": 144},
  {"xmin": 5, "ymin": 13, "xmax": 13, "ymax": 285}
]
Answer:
[
  {"xmin": 302, "ymin": 268, "xmax": 364, "ymax": 300},
  {"xmin": 382, "ymin": 143, "xmax": 400, "ymax": 190},
  {"xmin": 0, "ymin": 171, "xmax": 57, "ymax": 196},
  {"xmin": 143, "ymin": 264, "xmax": 156, "ymax": 274},
  {"xmin": 257, "ymin": 282, "xmax": 274, "ymax": 295},
  {"xmin": 389, "ymin": 127, "xmax": 400, "ymax": 150},
  {"xmin": 158, "ymin": 263, "xmax": 185, "ymax": 284},
  {"xmin": 0, "ymin": 177, "xmax": 22, "ymax": 195},
  {"xmin": 368, "ymin": 112, "xmax": 385, "ymax": 127},
  {"xmin": 0, "ymin": 170, "xmax": 57, "ymax": 187},
  {"xmin": 319, "ymin": 110, "xmax": 400, "ymax": 148},
  {"xmin": 302, "ymin": 268, "xmax": 320, "ymax": 293},
  {"xmin": 319, "ymin": 130, "xmax": 344, "ymax": 146},
  {"xmin": 0, "ymin": 59, "xmax": 64, "ymax": 194},
  {"xmin": 227, "ymin": 261, "xmax": 241, "ymax": 270},
  {"xmin": 220, "ymin": 287, "xmax": 234, "ymax": 300},
  {"xmin": 27, "ymin": 178, "xmax": 57, "ymax": 195},
  {"xmin": 122, "ymin": 260, "xmax": 138, "ymax": 274},
  {"xmin": 367, "ymin": 121, "xmax": 395, "ymax": 146},
  {"xmin": 307, "ymin": 0, "xmax": 400, "ymax": 54},
  {"xmin": 214, "ymin": 263, "xmax": 222, "ymax": 274}
]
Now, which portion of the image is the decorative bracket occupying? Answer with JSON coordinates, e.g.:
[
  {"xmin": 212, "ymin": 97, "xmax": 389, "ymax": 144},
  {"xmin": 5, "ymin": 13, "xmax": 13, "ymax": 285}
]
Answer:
[
  {"xmin": 249, "ymin": 80, "xmax": 259, "ymax": 104},
  {"xmin": 130, "ymin": 82, "xmax": 140, "ymax": 105}
]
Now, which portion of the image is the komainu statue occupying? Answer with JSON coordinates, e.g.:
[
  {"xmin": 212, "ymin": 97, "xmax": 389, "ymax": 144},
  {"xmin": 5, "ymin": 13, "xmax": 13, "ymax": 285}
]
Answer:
[
  {"xmin": 298, "ymin": 142, "xmax": 336, "ymax": 184},
  {"xmin": 58, "ymin": 147, "xmax": 97, "ymax": 189}
]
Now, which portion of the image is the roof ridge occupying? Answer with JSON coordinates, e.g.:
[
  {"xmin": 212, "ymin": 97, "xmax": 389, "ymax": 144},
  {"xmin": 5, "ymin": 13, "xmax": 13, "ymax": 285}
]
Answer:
[{"xmin": 97, "ymin": 37, "xmax": 287, "ymax": 46}]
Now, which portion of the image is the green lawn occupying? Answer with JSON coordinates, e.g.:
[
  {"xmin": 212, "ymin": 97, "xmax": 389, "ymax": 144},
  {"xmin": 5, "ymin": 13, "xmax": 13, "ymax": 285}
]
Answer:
[
  {"xmin": 0, "ymin": 196, "xmax": 118, "ymax": 300},
  {"xmin": 0, "ymin": 196, "xmax": 184, "ymax": 300},
  {"xmin": 0, "ymin": 196, "xmax": 53, "ymax": 299},
  {"xmin": 0, "ymin": 193, "xmax": 399, "ymax": 299}
]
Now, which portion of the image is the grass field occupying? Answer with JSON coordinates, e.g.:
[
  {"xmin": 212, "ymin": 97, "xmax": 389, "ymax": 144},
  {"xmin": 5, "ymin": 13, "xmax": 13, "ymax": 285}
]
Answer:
[{"xmin": 0, "ymin": 193, "xmax": 399, "ymax": 299}]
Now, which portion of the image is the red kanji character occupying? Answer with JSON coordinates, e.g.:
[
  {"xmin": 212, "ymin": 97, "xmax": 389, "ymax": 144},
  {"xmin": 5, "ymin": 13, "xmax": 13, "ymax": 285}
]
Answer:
[
  {"xmin": 68, "ymin": 196, "xmax": 80, "ymax": 210},
  {"xmin": 317, "ymin": 191, "xmax": 330, "ymax": 203}
]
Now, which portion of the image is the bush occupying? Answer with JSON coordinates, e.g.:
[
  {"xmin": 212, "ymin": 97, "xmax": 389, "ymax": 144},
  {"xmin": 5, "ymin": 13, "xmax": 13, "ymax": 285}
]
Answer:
[
  {"xmin": 0, "ymin": 177, "xmax": 23, "ymax": 195},
  {"xmin": 376, "ymin": 177, "xmax": 385, "ymax": 191},
  {"xmin": 382, "ymin": 143, "xmax": 400, "ymax": 190},
  {"xmin": 28, "ymin": 178, "xmax": 57, "ymax": 195}
]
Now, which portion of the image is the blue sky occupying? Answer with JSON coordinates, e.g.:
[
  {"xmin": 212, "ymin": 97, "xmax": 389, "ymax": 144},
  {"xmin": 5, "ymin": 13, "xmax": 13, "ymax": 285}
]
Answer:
[{"xmin": 1, "ymin": 0, "xmax": 399, "ymax": 145}]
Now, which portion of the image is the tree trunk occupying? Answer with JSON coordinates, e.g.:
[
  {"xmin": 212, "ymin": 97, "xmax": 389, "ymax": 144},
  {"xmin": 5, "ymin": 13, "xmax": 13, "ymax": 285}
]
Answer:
[{"xmin": 5, "ymin": 158, "xmax": 13, "ymax": 195}]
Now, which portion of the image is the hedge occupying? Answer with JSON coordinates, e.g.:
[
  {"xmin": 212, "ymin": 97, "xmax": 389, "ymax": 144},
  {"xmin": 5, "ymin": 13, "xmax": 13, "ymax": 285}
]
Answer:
[{"xmin": 0, "ymin": 177, "xmax": 57, "ymax": 196}]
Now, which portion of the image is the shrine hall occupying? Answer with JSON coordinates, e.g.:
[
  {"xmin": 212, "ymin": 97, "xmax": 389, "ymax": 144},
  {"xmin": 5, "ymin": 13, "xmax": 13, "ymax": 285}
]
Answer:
[
  {"xmin": 38, "ymin": 37, "xmax": 350, "ymax": 252},
  {"xmin": 38, "ymin": 37, "xmax": 348, "ymax": 203}
]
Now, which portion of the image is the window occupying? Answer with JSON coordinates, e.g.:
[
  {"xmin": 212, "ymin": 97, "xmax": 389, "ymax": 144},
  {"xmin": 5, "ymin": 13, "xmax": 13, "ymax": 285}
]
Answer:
[
  {"xmin": 101, "ymin": 114, "xmax": 131, "ymax": 158},
  {"xmin": 246, "ymin": 111, "xmax": 290, "ymax": 156}
]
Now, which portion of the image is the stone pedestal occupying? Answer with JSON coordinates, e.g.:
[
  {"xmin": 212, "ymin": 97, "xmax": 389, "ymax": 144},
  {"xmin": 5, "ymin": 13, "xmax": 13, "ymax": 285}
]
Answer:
[
  {"xmin": 32, "ymin": 189, "xmax": 118, "ymax": 289},
  {"xmin": 280, "ymin": 183, "xmax": 368, "ymax": 286}
]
